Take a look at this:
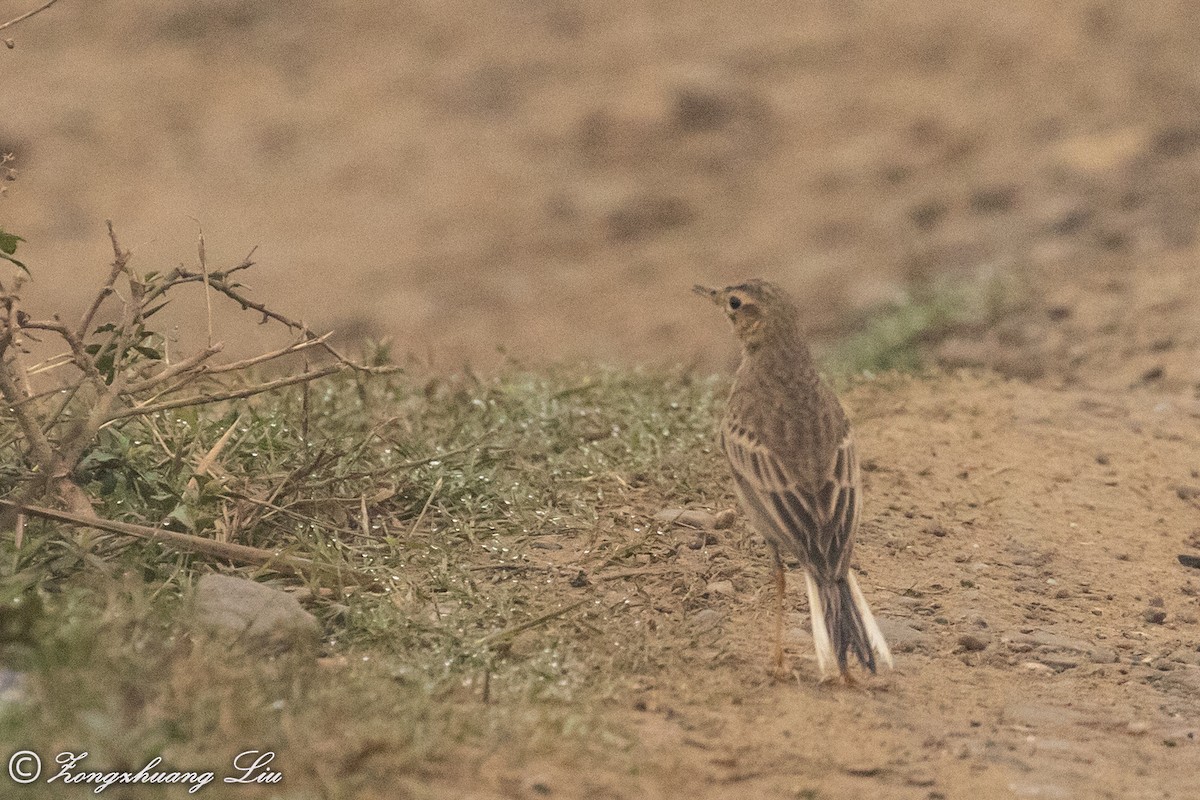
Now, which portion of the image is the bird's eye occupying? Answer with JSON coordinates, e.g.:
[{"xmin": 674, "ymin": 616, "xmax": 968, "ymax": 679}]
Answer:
[{"xmin": 728, "ymin": 296, "xmax": 742, "ymax": 310}]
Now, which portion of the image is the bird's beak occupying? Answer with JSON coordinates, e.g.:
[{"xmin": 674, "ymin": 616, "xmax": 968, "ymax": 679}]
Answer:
[{"xmin": 692, "ymin": 284, "xmax": 721, "ymax": 304}]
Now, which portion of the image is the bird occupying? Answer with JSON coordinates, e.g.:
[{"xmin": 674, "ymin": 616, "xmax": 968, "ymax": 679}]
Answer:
[{"xmin": 694, "ymin": 279, "xmax": 892, "ymax": 681}]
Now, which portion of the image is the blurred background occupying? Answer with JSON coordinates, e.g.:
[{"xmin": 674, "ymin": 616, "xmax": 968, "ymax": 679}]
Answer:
[{"xmin": 4, "ymin": 0, "xmax": 1200, "ymax": 381}]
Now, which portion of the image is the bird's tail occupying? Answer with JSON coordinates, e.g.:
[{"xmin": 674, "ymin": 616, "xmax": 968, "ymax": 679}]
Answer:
[{"xmin": 804, "ymin": 570, "xmax": 893, "ymax": 678}]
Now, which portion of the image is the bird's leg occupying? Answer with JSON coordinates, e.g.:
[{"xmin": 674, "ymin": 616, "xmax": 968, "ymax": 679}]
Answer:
[{"xmin": 772, "ymin": 549, "xmax": 786, "ymax": 677}]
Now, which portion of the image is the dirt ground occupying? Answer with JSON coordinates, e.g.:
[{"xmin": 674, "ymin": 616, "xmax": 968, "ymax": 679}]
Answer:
[
  {"xmin": 4, "ymin": 0, "xmax": 1200, "ymax": 372},
  {"xmin": 4, "ymin": 1, "xmax": 1200, "ymax": 798},
  {"xmin": 416, "ymin": 373, "xmax": 1200, "ymax": 800}
]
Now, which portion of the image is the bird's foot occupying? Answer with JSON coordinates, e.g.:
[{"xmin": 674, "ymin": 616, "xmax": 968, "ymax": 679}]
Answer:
[{"xmin": 813, "ymin": 669, "xmax": 859, "ymax": 688}]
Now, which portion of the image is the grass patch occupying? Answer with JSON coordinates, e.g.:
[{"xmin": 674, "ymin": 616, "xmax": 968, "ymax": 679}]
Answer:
[
  {"xmin": 821, "ymin": 270, "xmax": 1022, "ymax": 380},
  {"xmin": 0, "ymin": 367, "xmax": 737, "ymax": 797}
]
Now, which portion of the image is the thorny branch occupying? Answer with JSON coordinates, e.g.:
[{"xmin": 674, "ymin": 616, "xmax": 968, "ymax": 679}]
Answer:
[
  {"xmin": 0, "ymin": 220, "xmax": 396, "ymax": 541},
  {"xmin": 0, "ymin": 499, "xmax": 380, "ymax": 586}
]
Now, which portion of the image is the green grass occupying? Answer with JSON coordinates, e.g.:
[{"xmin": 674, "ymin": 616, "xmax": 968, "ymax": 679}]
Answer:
[
  {"xmin": 0, "ymin": 367, "xmax": 737, "ymax": 798},
  {"xmin": 821, "ymin": 271, "xmax": 1020, "ymax": 380}
]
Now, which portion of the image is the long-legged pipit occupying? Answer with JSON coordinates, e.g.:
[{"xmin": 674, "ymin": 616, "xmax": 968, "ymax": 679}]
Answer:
[{"xmin": 695, "ymin": 279, "xmax": 892, "ymax": 681}]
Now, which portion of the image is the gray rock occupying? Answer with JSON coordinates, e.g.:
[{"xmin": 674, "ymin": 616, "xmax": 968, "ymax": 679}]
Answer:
[
  {"xmin": 1143, "ymin": 608, "xmax": 1167, "ymax": 624},
  {"xmin": 1088, "ymin": 646, "xmax": 1119, "ymax": 664},
  {"xmin": 193, "ymin": 574, "xmax": 320, "ymax": 653}
]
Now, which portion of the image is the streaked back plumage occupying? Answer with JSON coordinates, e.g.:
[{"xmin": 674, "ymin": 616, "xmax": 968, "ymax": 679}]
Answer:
[{"xmin": 697, "ymin": 278, "xmax": 892, "ymax": 677}]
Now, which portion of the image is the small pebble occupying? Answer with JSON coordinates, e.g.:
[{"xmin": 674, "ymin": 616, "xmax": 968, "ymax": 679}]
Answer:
[
  {"xmin": 905, "ymin": 772, "xmax": 936, "ymax": 787},
  {"xmin": 1037, "ymin": 655, "xmax": 1081, "ymax": 672},
  {"xmin": 957, "ymin": 634, "xmax": 990, "ymax": 652},
  {"xmin": 706, "ymin": 579, "xmax": 735, "ymax": 596},
  {"xmin": 654, "ymin": 508, "xmax": 722, "ymax": 529},
  {"xmin": 843, "ymin": 763, "xmax": 883, "ymax": 777},
  {"xmin": 1143, "ymin": 609, "xmax": 1167, "ymax": 624},
  {"xmin": 712, "ymin": 509, "xmax": 737, "ymax": 529}
]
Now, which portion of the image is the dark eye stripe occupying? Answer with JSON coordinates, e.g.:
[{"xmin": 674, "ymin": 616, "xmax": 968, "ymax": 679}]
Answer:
[{"xmin": 728, "ymin": 296, "xmax": 742, "ymax": 310}]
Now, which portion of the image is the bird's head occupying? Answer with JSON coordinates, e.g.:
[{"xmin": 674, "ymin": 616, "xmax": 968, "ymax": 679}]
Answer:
[{"xmin": 693, "ymin": 279, "xmax": 797, "ymax": 349}]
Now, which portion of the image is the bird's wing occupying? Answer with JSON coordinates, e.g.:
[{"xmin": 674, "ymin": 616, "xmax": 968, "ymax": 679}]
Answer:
[{"xmin": 721, "ymin": 421, "xmax": 860, "ymax": 580}]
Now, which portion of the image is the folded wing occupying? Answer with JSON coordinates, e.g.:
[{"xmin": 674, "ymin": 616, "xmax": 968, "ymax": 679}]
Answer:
[{"xmin": 720, "ymin": 421, "xmax": 860, "ymax": 580}]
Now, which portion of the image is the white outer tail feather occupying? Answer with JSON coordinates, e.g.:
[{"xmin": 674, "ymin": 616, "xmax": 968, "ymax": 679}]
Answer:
[
  {"xmin": 804, "ymin": 569, "xmax": 894, "ymax": 678},
  {"xmin": 803, "ymin": 571, "xmax": 836, "ymax": 677},
  {"xmin": 847, "ymin": 570, "xmax": 894, "ymax": 670}
]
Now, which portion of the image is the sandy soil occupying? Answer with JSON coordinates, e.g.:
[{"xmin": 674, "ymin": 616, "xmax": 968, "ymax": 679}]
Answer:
[
  {"xmin": 446, "ymin": 374, "xmax": 1200, "ymax": 800},
  {"xmin": 4, "ymin": 1, "xmax": 1200, "ymax": 371},
  {"xmin": 4, "ymin": 2, "xmax": 1200, "ymax": 797}
]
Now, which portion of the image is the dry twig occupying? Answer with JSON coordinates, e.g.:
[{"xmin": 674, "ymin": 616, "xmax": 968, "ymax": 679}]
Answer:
[
  {"xmin": 0, "ymin": 221, "xmax": 396, "ymax": 557},
  {"xmin": 0, "ymin": 0, "xmax": 62, "ymax": 33},
  {"xmin": 0, "ymin": 499, "xmax": 378, "ymax": 586}
]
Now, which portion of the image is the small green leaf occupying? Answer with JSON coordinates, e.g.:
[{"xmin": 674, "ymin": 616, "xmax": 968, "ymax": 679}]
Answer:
[
  {"xmin": 95, "ymin": 353, "xmax": 115, "ymax": 380},
  {"xmin": 0, "ymin": 230, "xmax": 23, "ymax": 256},
  {"xmin": 78, "ymin": 450, "xmax": 121, "ymax": 468},
  {"xmin": 167, "ymin": 504, "xmax": 195, "ymax": 531}
]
